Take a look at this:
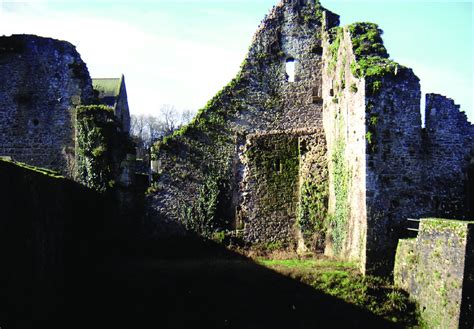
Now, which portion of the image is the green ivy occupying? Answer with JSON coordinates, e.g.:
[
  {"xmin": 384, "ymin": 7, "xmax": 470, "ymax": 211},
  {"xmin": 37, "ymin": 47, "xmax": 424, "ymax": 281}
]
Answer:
[
  {"xmin": 348, "ymin": 22, "xmax": 403, "ymax": 95},
  {"xmin": 330, "ymin": 137, "xmax": 350, "ymax": 254},
  {"xmin": 327, "ymin": 27, "xmax": 343, "ymax": 73},
  {"xmin": 76, "ymin": 105, "xmax": 132, "ymax": 192},
  {"xmin": 298, "ymin": 179, "xmax": 328, "ymax": 247},
  {"xmin": 180, "ymin": 171, "xmax": 230, "ymax": 238},
  {"xmin": 349, "ymin": 83, "xmax": 358, "ymax": 93},
  {"xmin": 348, "ymin": 22, "xmax": 388, "ymax": 59}
]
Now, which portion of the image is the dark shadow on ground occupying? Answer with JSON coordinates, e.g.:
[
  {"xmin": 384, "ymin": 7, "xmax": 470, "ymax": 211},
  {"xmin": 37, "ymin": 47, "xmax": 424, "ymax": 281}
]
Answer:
[
  {"xmin": 0, "ymin": 161, "xmax": 398, "ymax": 328},
  {"xmin": 60, "ymin": 237, "xmax": 398, "ymax": 329}
]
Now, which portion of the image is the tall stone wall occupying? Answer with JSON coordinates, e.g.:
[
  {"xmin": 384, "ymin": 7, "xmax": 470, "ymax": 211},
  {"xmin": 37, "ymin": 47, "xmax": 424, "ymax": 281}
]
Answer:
[
  {"xmin": 321, "ymin": 21, "xmax": 437, "ymax": 275},
  {"xmin": 0, "ymin": 35, "xmax": 93, "ymax": 176},
  {"xmin": 321, "ymin": 25, "xmax": 368, "ymax": 266},
  {"xmin": 423, "ymin": 94, "xmax": 474, "ymax": 219},
  {"xmin": 363, "ymin": 68, "xmax": 422, "ymax": 276},
  {"xmin": 149, "ymin": 0, "xmax": 338, "ymax": 245},
  {"xmin": 148, "ymin": 0, "xmax": 473, "ymax": 277}
]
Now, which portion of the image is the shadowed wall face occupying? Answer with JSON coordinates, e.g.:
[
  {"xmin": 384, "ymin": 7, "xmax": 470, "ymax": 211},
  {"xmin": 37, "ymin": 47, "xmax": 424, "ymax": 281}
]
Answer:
[{"xmin": 0, "ymin": 160, "xmax": 108, "ymax": 327}]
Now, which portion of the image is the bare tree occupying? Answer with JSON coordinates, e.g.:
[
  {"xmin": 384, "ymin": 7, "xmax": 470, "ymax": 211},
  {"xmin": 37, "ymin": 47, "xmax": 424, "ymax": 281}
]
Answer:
[
  {"xmin": 130, "ymin": 114, "xmax": 148, "ymax": 141},
  {"xmin": 180, "ymin": 109, "xmax": 196, "ymax": 125},
  {"xmin": 159, "ymin": 104, "xmax": 179, "ymax": 136},
  {"xmin": 130, "ymin": 105, "xmax": 196, "ymax": 155}
]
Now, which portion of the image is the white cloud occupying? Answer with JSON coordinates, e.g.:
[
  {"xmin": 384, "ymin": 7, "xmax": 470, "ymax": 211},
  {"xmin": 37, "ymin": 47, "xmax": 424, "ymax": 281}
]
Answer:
[{"xmin": 0, "ymin": 2, "xmax": 249, "ymax": 116}]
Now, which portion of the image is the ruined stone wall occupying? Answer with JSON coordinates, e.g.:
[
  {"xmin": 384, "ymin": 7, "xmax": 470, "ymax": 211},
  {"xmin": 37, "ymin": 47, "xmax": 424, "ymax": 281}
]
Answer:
[
  {"xmin": 240, "ymin": 128, "xmax": 326, "ymax": 248},
  {"xmin": 322, "ymin": 25, "xmax": 368, "ymax": 266},
  {"xmin": 149, "ymin": 0, "xmax": 473, "ymax": 276},
  {"xmin": 363, "ymin": 70, "xmax": 422, "ymax": 275},
  {"xmin": 149, "ymin": 0, "xmax": 338, "ymax": 245},
  {"xmin": 394, "ymin": 218, "xmax": 474, "ymax": 329},
  {"xmin": 241, "ymin": 131, "xmax": 301, "ymax": 245},
  {"xmin": 423, "ymin": 94, "xmax": 474, "ymax": 219},
  {"xmin": 322, "ymin": 22, "xmax": 425, "ymax": 275},
  {"xmin": 0, "ymin": 35, "xmax": 93, "ymax": 176}
]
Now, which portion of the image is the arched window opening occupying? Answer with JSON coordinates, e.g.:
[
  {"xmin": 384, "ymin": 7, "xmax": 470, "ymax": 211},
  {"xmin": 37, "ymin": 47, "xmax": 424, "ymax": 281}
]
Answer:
[{"xmin": 286, "ymin": 58, "xmax": 295, "ymax": 82}]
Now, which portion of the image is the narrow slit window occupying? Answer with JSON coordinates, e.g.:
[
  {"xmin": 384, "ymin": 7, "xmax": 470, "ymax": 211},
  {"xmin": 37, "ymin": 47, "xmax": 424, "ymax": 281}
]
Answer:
[
  {"xmin": 286, "ymin": 58, "xmax": 295, "ymax": 82},
  {"xmin": 274, "ymin": 158, "xmax": 282, "ymax": 173}
]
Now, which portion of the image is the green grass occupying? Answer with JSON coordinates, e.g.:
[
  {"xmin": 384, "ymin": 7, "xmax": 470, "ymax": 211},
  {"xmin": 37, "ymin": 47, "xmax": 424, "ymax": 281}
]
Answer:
[{"xmin": 257, "ymin": 258, "xmax": 422, "ymax": 327}]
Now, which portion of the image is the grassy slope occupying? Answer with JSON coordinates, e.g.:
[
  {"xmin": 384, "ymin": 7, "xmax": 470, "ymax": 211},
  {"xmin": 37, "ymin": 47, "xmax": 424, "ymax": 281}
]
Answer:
[
  {"xmin": 258, "ymin": 258, "xmax": 423, "ymax": 327},
  {"xmin": 28, "ymin": 235, "xmax": 423, "ymax": 329}
]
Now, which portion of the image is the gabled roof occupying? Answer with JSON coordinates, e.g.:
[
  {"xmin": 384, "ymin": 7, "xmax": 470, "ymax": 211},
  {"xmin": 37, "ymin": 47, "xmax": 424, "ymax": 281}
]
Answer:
[{"xmin": 92, "ymin": 75, "xmax": 123, "ymax": 98}]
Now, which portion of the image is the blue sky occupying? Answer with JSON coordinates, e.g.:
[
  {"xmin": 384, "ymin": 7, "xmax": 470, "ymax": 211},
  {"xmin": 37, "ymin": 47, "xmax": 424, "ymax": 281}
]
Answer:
[{"xmin": 0, "ymin": 0, "xmax": 472, "ymax": 122}]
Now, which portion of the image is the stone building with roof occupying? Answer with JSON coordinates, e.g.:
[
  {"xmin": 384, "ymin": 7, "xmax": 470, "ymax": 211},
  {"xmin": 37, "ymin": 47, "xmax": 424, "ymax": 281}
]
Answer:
[
  {"xmin": 0, "ymin": 34, "xmax": 132, "ymax": 177},
  {"xmin": 92, "ymin": 75, "xmax": 131, "ymax": 133}
]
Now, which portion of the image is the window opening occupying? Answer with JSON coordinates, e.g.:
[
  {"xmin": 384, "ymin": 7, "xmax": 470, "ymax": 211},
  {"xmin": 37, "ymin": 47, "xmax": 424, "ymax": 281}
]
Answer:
[{"xmin": 286, "ymin": 58, "xmax": 295, "ymax": 82}]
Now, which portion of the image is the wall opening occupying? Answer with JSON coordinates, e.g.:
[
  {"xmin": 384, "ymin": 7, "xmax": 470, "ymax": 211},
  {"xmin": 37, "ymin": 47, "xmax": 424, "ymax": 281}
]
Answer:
[
  {"xmin": 312, "ymin": 86, "xmax": 322, "ymax": 103},
  {"xmin": 286, "ymin": 58, "xmax": 295, "ymax": 82},
  {"xmin": 274, "ymin": 158, "xmax": 282, "ymax": 173}
]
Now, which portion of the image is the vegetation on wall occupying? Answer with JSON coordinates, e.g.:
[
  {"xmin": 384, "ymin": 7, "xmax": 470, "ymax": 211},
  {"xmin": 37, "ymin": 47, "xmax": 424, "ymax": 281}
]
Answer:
[
  {"xmin": 327, "ymin": 27, "xmax": 343, "ymax": 73},
  {"xmin": 366, "ymin": 108, "xmax": 379, "ymax": 153},
  {"xmin": 297, "ymin": 138, "xmax": 329, "ymax": 251},
  {"xmin": 330, "ymin": 137, "xmax": 350, "ymax": 254},
  {"xmin": 76, "ymin": 105, "xmax": 133, "ymax": 192},
  {"xmin": 0, "ymin": 158, "xmax": 63, "ymax": 179},
  {"xmin": 180, "ymin": 170, "xmax": 231, "ymax": 238},
  {"xmin": 246, "ymin": 135, "xmax": 300, "ymax": 208},
  {"xmin": 150, "ymin": 68, "xmax": 243, "ymax": 237},
  {"xmin": 298, "ymin": 179, "xmax": 328, "ymax": 249},
  {"xmin": 301, "ymin": 0, "xmax": 323, "ymax": 25},
  {"xmin": 348, "ymin": 22, "xmax": 402, "ymax": 95}
]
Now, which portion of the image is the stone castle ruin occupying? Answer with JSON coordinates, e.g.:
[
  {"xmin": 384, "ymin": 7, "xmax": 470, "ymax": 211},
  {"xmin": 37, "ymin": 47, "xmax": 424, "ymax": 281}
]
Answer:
[
  {"xmin": 0, "ymin": 35, "xmax": 94, "ymax": 175},
  {"xmin": 0, "ymin": 1, "xmax": 473, "ymax": 327},
  {"xmin": 148, "ymin": 0, "xmax": 474, "ymax": 276},
  {"xmin": 0, "ymin": 34, "xmax": 132, "ymax": 187}
]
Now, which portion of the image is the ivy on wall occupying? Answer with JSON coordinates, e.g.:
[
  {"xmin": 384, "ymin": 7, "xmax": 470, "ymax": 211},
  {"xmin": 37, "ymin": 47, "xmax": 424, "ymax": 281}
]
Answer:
[
  {"xmin": 76, "ymin": 105, "xmax": 133, "ymax": 192},
  {"xmin": 348, "ymin": 22, "xmax": 402, "ymax": 95},
  {"xmin": 297, "ymin": 137, "xmax": 329, "ymax": 251},
  {"xmin": 180, "ymin": 168, "xmax": 231, "ymax": 238},
  {"xmin": 330, "ymin": 137, "xmax": 350, "ymax": 254}
]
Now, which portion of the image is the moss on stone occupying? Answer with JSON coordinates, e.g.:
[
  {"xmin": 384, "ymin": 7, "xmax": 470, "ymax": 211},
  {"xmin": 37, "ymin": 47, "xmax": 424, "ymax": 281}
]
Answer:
[
  {"xmin": 421, "ymin": 218, "xmax": 473, "ymax": 239},
  {"xmin": 297, "ymin": 136, "xmax": 329, "ymax": 249},
  {"xmin": 0, "ymin": 158, "xmax": 64, "ymax": 179},
  {"xmin": 330, "ymin": 137, "xmax": 350, "ymax": 254},
  {"xmin": 348, "ymin": 22, "xmax": 403, "ymax": 95},
  {"xmin": 348, "ymin": 22, "xmax": 388, "ymax": 59},
  {"xmin": 327, "ymin": 27, "xmax": 343, "ymax": 73}
]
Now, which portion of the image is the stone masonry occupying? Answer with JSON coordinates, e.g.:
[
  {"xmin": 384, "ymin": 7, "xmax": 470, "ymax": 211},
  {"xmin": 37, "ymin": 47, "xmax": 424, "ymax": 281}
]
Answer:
[
  {"xmin": 0, "ymin": 35, "xmax": 93, "ymax": 176},
  {"xmin": 394, "ymin": 218, "xmax": 474, "ymax": 329},
  {"xmin": 149, "ymin": 0, "xmax": 474, "ymax": 276},
  {"xmin": 149, "ymin": 0, "xmax": 338, "ymax": 247}
]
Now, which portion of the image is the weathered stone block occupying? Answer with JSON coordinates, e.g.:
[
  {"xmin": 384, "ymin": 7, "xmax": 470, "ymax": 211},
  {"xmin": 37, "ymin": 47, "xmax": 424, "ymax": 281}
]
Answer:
[{"xmin": 394, "ymin": 218, "xmax": 474, "ymax": 329}]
